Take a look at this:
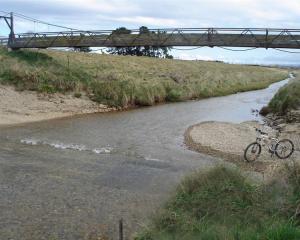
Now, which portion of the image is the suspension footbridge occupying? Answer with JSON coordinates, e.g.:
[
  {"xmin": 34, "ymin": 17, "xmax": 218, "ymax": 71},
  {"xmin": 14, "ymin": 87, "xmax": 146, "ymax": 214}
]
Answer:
[{"xmin": 1, "ymin": 12, "xmax": 300, "ymax": 50}]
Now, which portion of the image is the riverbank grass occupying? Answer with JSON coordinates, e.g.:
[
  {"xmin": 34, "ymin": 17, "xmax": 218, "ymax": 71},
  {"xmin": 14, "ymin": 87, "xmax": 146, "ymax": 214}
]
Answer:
[
  {"xmin": 268, "ymin": 73, "xmax": 300, "ymax": 114},
  {"xmin": 135, "ymin": 166, "xmax": 300, "ymax": 240},
  {"xmin": 0, "ymin": 47, "xmax": 289, "ymax": 107}
]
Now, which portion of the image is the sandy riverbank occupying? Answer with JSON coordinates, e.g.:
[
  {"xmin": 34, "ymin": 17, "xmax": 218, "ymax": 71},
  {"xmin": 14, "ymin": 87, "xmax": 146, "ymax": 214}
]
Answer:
[
  {"xmin": 185, "ymin": 119, "xmax": 300, "ymax": 174},
  {"xmin": 0, "ymin": 85, "xmax": 114, "ymax": 127}
]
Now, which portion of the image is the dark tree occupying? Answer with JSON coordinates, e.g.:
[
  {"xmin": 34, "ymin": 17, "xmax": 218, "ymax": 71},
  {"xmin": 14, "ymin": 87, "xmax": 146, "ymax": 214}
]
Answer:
[{"xmin": 107, "ymin": 26, "xmax": 173, "ymax": 59}]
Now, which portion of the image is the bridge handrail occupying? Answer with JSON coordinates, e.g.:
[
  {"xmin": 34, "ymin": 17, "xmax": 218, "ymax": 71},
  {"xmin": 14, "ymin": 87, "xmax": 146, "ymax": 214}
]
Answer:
[
  {"xmin": 14, "ymin": 27, "xmax": 300, "ymax": 38},
  {"xmin": 0, "ymin": 37, "xmax": 8, "ymax": 45}
]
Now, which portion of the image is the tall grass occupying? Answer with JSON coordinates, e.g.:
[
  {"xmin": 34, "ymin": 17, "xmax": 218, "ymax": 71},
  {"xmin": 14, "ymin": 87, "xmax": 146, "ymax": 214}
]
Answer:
[
  {"xmin": 0, "ymin": 47, "xmax": 289, "ymax": 107},
  {"xmin": 0, "ymin": 47, "xmax": 90, "ymax": 93},
  {"xmin": 269, "ymin": 74, "xmax": 300, "ymax": 114},
  {"xmin": 135, "ymin": 165, "xmax": 300, "ymax": 240}
]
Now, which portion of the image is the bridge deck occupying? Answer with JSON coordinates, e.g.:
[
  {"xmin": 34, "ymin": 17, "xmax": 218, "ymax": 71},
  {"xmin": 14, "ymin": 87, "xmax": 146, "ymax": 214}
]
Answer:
[{"xmin": 5, "ymin": 28, "xmax": 300, "ymax": 49}]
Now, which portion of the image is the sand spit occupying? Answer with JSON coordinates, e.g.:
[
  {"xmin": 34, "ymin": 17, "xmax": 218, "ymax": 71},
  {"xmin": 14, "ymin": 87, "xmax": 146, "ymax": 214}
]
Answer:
[
  {"xmin": 0, "ymin": 85, "xmax": 114, "ymax": 127},
  {"xmin": 185, "ymin": 121, "xmax": 300, "ymax": 174}
]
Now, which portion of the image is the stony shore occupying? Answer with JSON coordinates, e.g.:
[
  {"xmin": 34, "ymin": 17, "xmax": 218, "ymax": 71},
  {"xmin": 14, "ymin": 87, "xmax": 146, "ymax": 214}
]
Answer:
[
  {"xmin": 185, "ymin": 112, "xmax": 300, "ymax": 175},
  {"xmin": 0, "ymin": 85, "xmax": 115, "ymax": 127}
]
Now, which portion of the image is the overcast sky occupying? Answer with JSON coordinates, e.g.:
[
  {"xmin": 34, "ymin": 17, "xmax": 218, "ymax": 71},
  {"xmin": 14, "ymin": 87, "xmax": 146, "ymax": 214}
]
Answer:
[{"xmin": 1, "ymin": 0, "xmax": 300, "ymax": 64}]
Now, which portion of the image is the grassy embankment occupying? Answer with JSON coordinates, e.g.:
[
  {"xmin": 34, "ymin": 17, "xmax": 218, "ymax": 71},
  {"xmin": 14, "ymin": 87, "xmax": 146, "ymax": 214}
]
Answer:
[
  {"xmin": 136, "ymin": 166, "xmax": 300, "ymax": 240},
  {"xmin": 0, "ymin": 47, "xmax": 288, "ymax": 108},
  {"xmin": 268, "ymin": 73, "xmax": 300, "ymax": 114}
]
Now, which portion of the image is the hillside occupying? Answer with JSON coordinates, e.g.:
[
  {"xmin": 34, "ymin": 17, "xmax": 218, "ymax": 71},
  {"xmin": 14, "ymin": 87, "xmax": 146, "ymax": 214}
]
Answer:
[{"xmin": 0, "ymin": 47, "xmax": 289, "ymax": 109}]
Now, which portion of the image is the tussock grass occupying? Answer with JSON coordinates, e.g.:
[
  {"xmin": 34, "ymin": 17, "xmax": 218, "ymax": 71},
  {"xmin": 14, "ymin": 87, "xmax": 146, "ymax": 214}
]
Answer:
[
  {"xmin": 269, "ymin": 74, "xmax": 300, "ymax": 114},
  {"xmin": 0, "ymin": 47, "xmax": 289, "ymax": 107},
  {"xmin": 0, "ymin": 47, "xmax": 90, "ymax": 93},
  {"xmin": 135, "ymin": 165, "xmax": 300, "ymax": 240}
]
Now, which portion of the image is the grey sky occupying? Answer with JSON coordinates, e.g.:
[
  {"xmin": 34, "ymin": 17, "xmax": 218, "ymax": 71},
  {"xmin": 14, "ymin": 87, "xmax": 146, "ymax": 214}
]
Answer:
[{"xmin": 1, "ymin": 0, "xmax": 300, "ymax": 64}]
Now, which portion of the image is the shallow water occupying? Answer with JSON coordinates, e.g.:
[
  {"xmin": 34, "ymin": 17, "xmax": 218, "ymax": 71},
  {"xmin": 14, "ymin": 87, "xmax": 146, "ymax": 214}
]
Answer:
[{"xmin": 0, "ymin": 78, "xmax": 290, "ymax": 239}]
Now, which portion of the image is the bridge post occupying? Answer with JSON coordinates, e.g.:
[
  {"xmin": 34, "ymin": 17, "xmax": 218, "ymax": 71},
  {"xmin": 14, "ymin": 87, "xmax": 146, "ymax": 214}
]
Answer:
[
  {"xmin": 265, "ymin": 29, "xmax": 269, "ymax": 49},
  {"xmin": 8, "ymin": 12, "xmax": 15, "ymax": 47},
  {"xmin": 208, "ymin": 28, "xmax": 213, "ymax": 47},
  {"xmin": 0, "ymin": 12, "xmax": 15, "ymax": 48}
]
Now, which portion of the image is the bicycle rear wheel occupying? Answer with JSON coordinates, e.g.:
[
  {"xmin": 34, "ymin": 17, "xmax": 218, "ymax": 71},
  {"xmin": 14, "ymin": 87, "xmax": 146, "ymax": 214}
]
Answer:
[
  {"xmin": 244, "ymin": 142, "xmax": 261, "ymax": 162},
  {"xmin": 275, "ymin": 139, "xmax": 294, "ymax": 159}
]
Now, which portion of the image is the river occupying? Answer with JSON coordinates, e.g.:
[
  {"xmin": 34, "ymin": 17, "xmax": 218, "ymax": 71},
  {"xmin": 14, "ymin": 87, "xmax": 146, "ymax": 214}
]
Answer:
[{"xmin": 0, "ymin": 78, "xmax": 290, "ymax": 239}]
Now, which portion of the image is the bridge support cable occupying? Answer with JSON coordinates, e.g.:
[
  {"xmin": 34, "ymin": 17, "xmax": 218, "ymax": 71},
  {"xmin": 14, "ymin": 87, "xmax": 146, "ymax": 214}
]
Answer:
[{"xmin": 12, "ymin": 12, "xmax": 80, "ymax": 31}]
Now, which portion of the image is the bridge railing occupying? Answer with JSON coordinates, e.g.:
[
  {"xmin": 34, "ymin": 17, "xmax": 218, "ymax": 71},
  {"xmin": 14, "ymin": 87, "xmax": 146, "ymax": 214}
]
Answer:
[
  {"xmin": 14, "ymin": 27, "xmax": 300, "ymax": 38},
  {"xmin": 0, "ymin": 37, "xmax": 8, "ymax": 46},
  {"xmin": 7, "ymin": 27, "xmax": 300, "ymax": 49}
]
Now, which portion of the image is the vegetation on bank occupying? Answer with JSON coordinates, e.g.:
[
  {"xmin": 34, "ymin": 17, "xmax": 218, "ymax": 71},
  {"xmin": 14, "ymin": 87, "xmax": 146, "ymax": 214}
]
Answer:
[
  {"xmin": 0, "ymin": 47, "xmax": 288, "ymax": 107},
  {"xmin": 135, "ymin": 166, "xmax": 300, "ymax": 240},
  {"xmin": 268, "ymin": 74, "xmax": 300, "ymax": 114}
]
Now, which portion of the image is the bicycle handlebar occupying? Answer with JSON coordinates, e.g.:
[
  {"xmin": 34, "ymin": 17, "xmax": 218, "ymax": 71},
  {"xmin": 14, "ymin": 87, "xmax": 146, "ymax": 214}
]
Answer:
[{"xmin": 255, "ymin": 128, "xmax": 267, "ymax": 135}]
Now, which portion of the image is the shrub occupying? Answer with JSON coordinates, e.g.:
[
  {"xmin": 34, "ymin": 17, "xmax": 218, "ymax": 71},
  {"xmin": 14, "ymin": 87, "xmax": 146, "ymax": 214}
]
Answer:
[
  {"xmin": 135, "ymin": 166, "xmax": 300, "ymax": 240},
  {"xmin": 269, "ymin": 77, "xmax": 300, "ymax": 114},
  {"xmin": 74, "ymin": 92, "xmax": 82, "ymax": 98}
]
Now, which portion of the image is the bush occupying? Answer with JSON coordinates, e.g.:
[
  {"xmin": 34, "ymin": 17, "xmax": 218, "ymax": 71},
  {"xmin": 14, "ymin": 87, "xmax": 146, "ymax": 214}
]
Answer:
[
  {"xmin": 91, "ymin": 80, "xmax": 133, "ymax": 107},
  {"xmin": 74, "ymin": 92, "xmax": 82, "ymax": 98},
  {"xmin": 260, "ymin": 106, "xmax": 272, "ymax": 116},
  {"xmin": 6, "ymin": 49, "xmax": 53, "ymax": 65},
  {"xmin": 135, "ymin": 166, "xmax": 300, "ymax": 240},
  {"xmin": 0, "ymin": 48, "xmax": 91, "ymax": 93},
  {"xmin": 165, "ymin": 88, "xmax": 182, "ymax": 102},
  {"xmin": 269, "ymin": 77, "xmax": 300, "ymax": 114}
]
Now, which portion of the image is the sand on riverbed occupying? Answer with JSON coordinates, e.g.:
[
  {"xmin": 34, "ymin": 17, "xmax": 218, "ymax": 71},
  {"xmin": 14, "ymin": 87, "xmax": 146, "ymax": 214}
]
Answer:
[
  {"xmin": 185, "ymin": 121, "xmax": 300, "ymax": 174},
  {"xmin": 0, "ymin": 85, "xmax": 114, "ymax": 126}
]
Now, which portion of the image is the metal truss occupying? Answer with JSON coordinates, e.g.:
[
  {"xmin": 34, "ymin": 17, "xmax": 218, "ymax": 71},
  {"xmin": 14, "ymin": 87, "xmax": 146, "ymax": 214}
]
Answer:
[{"xmin": 4, "ymin": 28, "xmax": 300, "ymax": 49}]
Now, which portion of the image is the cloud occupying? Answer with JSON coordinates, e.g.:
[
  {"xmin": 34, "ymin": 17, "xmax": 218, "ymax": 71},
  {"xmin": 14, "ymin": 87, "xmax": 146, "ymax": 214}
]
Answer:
[
  {"xmin": 1, "ymin": 0, "xmax": 300, "ymax": 63},
  {"xmin": 103, "ymin": 16, "xmax": 180, "ymax": 27},
  {"xmin": 2, "ymin": 0, "xmax": 300, "ymax": 29}
]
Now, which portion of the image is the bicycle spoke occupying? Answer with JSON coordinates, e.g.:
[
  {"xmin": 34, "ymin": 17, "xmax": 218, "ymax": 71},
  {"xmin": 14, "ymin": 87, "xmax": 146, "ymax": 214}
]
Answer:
[
  {"xmin": 275, "ymin": 139, "xmax": 294, "ymax": 159},
  {"xmin": 244, "ymin": 142, "xmax": 261, "ymax": 162}
]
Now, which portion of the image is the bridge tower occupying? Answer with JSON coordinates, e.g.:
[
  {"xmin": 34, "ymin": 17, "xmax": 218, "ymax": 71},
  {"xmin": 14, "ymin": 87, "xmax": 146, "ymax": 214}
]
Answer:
[{"xmin": 0, "ymin": 12, "xmax": 15, "ymax": 47}]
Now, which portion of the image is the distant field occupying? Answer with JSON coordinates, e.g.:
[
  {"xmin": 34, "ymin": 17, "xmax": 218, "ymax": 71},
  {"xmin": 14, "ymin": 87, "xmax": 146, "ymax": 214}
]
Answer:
[{"xmin": 0, "ymin": 47, "xmax": 289, "ymax": 107}]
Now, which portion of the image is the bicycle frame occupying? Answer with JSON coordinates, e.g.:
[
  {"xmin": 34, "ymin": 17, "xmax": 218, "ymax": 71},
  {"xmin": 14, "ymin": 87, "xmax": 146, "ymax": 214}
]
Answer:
[
  {"xmin": 256, "ymin": 133, "xmax": 279, "ymax": 156},
  {"xmin": 244, "ymin": 124, "xmax": 294, "ymax": 162}
]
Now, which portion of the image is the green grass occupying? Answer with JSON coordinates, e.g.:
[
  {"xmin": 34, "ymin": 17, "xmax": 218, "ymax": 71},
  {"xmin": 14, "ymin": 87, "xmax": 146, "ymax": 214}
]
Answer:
[
  {"xmin": 268, "ymin": 74, "xmax": 300, "ymax": 114},
  {"xmin": 0, "ymin": 47, "xmax": 90, "ymax": 93},
  {"xmin": 0, "ymin": 47, "xmax": 289, "ymax": 107},
  {"xmin": 135, "ymin": 166, "xmax": 300, "ymax": 240}
]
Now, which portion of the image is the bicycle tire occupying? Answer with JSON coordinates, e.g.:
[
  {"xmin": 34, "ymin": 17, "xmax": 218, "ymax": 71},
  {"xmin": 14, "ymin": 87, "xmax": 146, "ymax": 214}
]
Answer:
[
  {"xmin": 244, "ymin": 142, "xmax": 261, "ymax": 162},
  {"xmin": 275, "ymin": 139, "xmax": 294, "ymax": 159}
]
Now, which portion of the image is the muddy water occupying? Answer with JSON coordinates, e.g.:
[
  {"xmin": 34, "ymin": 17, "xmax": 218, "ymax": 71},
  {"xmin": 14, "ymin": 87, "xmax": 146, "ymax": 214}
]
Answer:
[{"xmin": 0, "ymin": 78, "xmax": 290, "ymax": 239}]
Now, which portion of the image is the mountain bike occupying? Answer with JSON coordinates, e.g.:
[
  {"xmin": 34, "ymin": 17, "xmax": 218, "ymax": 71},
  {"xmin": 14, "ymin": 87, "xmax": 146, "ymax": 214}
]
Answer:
[{"xmin": 244, "ymin": 125, "xmax": 294, "ymax": 162}]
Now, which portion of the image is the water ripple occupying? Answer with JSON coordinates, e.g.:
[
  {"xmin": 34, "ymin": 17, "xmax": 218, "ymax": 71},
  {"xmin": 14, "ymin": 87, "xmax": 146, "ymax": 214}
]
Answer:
[{"xmin": 20, "ymin": 138, "xmax": 113, "ymax": 154}]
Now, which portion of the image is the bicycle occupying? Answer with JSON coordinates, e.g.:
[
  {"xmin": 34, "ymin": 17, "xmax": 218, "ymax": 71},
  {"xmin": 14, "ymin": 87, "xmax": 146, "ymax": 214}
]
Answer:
[{"xmin": 244, "ymin": 125, "xmax": 294, "ymax": 162}]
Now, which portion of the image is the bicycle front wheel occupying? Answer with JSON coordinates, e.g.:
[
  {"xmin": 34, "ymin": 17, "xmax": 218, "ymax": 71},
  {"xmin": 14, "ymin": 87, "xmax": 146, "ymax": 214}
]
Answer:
[
  {"xmin": 244, "ymin": 142, "xmax": 261, "ymax": 162},
  {"xmin": 275, "ymin": 139, "xmax": 294, "ymax": 159}
]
